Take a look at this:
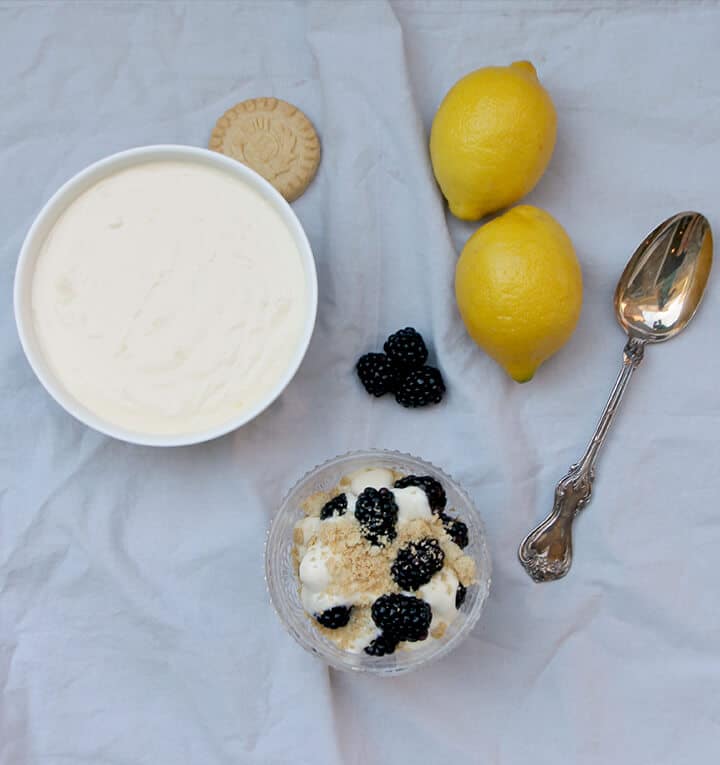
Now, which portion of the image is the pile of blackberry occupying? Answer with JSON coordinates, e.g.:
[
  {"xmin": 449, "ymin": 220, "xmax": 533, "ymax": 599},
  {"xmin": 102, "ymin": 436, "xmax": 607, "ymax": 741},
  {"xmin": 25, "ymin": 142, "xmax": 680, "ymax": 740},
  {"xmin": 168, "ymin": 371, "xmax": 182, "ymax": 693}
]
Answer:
[{"xmin": 356, "ymin": 328, "xmax": 445, "ymax": 408}]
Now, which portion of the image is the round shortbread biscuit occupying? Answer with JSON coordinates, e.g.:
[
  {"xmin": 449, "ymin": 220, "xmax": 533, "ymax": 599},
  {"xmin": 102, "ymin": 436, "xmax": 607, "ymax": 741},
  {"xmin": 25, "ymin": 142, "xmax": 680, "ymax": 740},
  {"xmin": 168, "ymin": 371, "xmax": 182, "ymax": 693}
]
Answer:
[{"xmin": 209, "ymin": 97, "xmax": 320, "ymax": 202}]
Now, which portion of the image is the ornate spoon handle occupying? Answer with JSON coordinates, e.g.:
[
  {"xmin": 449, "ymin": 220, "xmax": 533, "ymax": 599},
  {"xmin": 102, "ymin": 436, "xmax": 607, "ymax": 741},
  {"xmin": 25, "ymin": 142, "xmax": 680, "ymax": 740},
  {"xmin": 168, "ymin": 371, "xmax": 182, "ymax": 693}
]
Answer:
[{"xmin": 518, "ymin": 337, "xmax": 646, "ymax": 582}]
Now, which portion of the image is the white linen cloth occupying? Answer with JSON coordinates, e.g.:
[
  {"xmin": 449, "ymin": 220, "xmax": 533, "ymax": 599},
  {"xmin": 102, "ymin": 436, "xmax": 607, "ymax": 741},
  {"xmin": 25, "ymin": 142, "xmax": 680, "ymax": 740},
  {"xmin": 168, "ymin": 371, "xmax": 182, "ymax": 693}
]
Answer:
[{"xmin": 1, "ymin": 1, "xmax": 719, "ymax": 762}]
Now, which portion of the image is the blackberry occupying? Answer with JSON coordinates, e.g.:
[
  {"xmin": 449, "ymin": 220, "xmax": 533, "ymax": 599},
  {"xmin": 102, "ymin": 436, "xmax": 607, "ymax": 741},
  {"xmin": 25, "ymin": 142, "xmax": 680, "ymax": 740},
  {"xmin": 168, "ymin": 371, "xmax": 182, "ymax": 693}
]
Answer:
[
  {"xmin": 371, "ymin": 593, "xmax": 432, "ymax": 642},
  {"xmin": 391, "ymin": 538, "xmax": 445, "ymax": 590},
  {"xmin": 315, "ymin": 605, "xmax": 352, "ymax": 629},
  {"xmin": 395, "ymin": 366, "xmax": 445, "ymax": 408},
  {"xmin": 383, "ymin": 327, "xmax": 429, "ymax": 370},
  {"xmin": 354, "ymin": 487, "xmax": 398, "ymax": 546},
  {"xmin": 320, "ymin": 493, "xmax": 348, "ymax": 520},
  {"xmin": 356, "ymin": 353, "xmax": 399, "ymax": 397},
  {"xmin": 393, "ymin": 475, "xmax": 447, "ymax": 511},
  {"xmin": 440, "ymin": 511, "xmax": 469, "ymax": 549},
  {"xmin": 455, "ymin": 583, "xmax": 467, "ymax": 610},
  {"xmin": 364, "ymin": 633, "xmax": 398, "ymax": 657}
]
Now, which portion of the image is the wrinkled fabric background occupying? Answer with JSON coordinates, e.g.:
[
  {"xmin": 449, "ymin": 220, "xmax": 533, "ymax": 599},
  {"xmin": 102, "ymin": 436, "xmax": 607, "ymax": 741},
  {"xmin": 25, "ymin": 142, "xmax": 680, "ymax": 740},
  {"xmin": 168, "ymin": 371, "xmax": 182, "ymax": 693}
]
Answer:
[{"xmin": 2, "ymin": 1, "xmax": 720, "ymax": 763}]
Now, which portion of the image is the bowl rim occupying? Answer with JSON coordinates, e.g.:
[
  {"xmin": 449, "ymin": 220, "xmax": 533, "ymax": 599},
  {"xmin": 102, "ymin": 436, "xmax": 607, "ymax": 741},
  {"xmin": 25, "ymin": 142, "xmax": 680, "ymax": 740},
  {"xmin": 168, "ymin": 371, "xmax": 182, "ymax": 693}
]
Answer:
[
  {"xmin": 264, "ymin": 449, "xmax": 493, "ymax": 675},
  {"xmin": 13, "ymin": 144, "xmax": 318, "ymax": 447}
]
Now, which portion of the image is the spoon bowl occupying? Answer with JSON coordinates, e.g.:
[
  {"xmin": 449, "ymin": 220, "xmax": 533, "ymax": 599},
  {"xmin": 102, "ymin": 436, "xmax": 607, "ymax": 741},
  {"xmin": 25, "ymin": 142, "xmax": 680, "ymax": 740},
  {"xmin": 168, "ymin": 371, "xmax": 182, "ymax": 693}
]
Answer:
[{"xmin": 615, "ymin": 211, "xmax": 713, "ymax": 342}]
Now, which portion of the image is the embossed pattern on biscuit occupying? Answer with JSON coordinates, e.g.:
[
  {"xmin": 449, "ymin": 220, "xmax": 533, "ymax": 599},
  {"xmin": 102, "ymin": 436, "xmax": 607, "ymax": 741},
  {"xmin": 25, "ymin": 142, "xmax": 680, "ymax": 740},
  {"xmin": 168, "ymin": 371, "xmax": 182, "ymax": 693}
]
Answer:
[{"xmin": 210, "ymin": 97, "xmax": 320, "ymax": 202}]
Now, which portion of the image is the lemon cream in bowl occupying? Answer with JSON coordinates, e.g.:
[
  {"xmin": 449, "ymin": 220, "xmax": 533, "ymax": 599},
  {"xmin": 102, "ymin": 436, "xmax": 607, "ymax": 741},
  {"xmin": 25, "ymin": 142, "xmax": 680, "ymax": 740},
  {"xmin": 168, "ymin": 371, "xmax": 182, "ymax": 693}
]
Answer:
[{"xmin": 15, "ymin": 146, "xmax": 317, "ymax": 445}]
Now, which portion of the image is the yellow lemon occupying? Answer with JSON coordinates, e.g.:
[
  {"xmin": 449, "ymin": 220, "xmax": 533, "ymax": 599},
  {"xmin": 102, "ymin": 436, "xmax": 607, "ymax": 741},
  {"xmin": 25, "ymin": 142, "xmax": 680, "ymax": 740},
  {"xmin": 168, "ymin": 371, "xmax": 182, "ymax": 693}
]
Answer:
[
  {"xmin": 455, "ymin": 205, "xmax": 582, "ymax": 382},
  {"xmin": 430, "ymin": 61, "xmax": 557, "ymax": 221}
]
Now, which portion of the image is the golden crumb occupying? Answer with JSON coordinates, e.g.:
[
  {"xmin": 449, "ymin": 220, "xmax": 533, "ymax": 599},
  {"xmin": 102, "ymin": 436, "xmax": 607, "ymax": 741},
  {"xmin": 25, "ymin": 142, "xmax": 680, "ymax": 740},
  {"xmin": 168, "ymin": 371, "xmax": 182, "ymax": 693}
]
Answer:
[
  {"xmin": 453, "ymin": 555, "xmax": 476, "ymax": 585},
  {"xmin": 301, "ymin": 490, "xmax": 330, "ymax": 518},
  {"xmin": 431, "ymin": 623, "xmax": 447, "ymax": 640},
  {"xmin": 319, "ymin": 519, "xmax": 396, "ymax": 605}
]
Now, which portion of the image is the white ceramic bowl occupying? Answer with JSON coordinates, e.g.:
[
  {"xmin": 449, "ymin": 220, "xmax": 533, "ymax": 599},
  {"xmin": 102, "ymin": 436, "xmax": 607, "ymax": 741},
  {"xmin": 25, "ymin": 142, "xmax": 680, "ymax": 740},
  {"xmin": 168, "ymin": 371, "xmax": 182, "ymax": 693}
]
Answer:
[
  {"xmin": 13, "ymin": 145, "xmax": 318, "ymax": 446},
  {"xmin": 266, "ymin": 450, "xmax": 492, "ymax": 675}
]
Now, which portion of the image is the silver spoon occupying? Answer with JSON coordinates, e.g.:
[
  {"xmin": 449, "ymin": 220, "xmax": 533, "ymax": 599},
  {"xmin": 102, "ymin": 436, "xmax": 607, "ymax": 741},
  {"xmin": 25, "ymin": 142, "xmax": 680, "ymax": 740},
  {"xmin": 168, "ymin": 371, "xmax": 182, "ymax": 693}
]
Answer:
[{"xmin": 519, "ymin": 211, "xmax": 713, "ymax": 582}]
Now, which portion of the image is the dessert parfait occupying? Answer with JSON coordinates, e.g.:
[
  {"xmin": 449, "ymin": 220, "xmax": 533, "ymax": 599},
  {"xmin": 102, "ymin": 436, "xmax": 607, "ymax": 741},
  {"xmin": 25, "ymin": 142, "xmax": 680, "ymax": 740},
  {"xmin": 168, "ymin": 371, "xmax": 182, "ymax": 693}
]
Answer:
[{"xmin": 292, "ymin": 466, "xmax": 477, "ymax": 656}]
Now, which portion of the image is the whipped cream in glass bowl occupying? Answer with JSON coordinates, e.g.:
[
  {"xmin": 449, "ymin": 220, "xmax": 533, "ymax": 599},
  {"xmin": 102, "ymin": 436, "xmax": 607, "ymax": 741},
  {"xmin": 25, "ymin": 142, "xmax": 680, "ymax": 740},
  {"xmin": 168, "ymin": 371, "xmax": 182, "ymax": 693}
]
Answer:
[
  {"xmin": 14, "ymin": 145, "xmax": 317, "ymax": 446},
  {"xmin": 265, "ymin": 450, "xmax": 492, "ymax": 675}
]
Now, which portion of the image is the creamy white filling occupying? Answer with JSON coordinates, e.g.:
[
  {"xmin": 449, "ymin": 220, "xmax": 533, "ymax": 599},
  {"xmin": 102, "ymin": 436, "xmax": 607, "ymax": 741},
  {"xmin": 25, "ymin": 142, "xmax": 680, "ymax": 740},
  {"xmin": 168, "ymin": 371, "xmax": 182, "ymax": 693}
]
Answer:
[
  {"xmin": 299, "ymin": 542, "xmax": 333, "ymax": 592},
  {"xmin": 417, "ymin": 567, "xmax": 460, "ymax": 631},
  {"xmin": 392, "ymin": 486, "xmax": 433, "ymax": 523},
  {"xmin": 348, "ymin": 468, "xmax": 394, "ymax": 495},
  {"xmin": 295, "ymin": 516, "xmax": 321, "ymax": 557},
  {"xmin": 299, "ymin": 542, "xmax": 347, "ymax": 614},
  {"xmin": 32, "ymin": 160, "xmax": 308, "ymax": 435}
]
